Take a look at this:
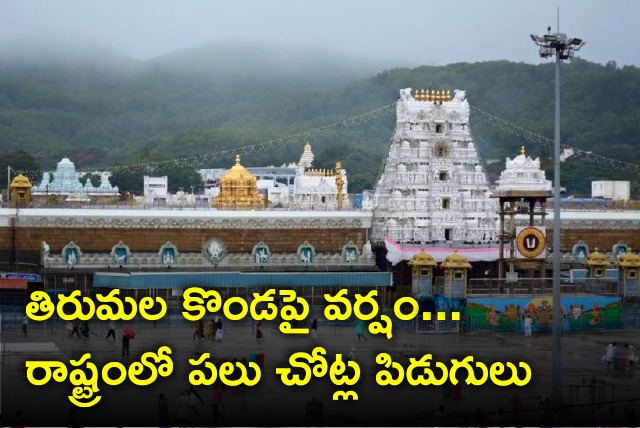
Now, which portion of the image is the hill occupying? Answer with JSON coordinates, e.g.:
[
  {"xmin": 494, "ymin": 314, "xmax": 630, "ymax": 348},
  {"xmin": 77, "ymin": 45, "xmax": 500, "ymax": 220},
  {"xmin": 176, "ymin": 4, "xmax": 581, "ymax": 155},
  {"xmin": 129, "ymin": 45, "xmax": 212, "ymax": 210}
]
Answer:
[{"xmin": 0, "ymin": 41, "xmax": 638, "ymax": 196}]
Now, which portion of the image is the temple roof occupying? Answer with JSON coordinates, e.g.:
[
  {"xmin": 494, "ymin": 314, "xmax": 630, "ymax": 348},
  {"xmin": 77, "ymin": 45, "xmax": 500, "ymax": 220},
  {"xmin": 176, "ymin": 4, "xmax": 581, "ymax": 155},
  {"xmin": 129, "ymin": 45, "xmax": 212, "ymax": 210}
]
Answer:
[
  {"xmin": 440, "ymin": 249, "xmax": 472, "ymax": 269},
  {"xmin": 222, "ymin": 155, "xmax": 256, "ymax": 182},
  {"xmin": 584, "ymin": 248, "xmax": 609, "ymax": 267},
  {"xmin": 10, "ymin": 174, "xmax": 32, "ymax": 188},
  {"xmin": 408, "ymin": 250, "xmax": 437, "ymax": 267},
  {"xmin": 617, "ymin": 250, "xmax": 640, "ymax": 268}
]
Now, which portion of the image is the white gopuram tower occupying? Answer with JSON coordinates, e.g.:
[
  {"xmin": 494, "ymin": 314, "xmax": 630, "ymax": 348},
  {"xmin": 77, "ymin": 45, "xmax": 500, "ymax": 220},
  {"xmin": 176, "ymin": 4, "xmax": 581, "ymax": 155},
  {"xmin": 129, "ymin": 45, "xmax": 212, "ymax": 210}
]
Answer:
[{"xmin": 371, "ymin": 88, "xmax": 499, "ymax": 245}]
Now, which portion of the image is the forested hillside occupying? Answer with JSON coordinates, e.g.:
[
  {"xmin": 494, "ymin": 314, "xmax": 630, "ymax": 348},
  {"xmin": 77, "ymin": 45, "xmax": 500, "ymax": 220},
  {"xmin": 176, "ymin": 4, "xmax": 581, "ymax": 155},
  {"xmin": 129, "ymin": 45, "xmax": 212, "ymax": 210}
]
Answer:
[{"xmin": 0, "ymin": 41, "xmax": 638, "ymax": 196}]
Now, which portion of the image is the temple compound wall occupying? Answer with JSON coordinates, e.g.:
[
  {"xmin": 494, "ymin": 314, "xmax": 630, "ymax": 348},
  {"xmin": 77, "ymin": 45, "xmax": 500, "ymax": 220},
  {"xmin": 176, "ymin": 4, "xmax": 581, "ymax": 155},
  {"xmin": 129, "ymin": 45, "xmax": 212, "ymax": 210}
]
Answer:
[{"xmin": 0, "ymin": 209, "xmax": 373, "ymax": 265}]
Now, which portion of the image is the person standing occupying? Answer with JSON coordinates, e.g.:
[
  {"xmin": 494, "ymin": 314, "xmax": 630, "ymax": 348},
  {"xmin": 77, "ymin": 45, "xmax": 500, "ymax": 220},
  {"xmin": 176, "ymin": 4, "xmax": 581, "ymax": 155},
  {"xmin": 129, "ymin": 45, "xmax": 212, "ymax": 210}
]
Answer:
[
  {"xmin": 356, "ymin": 319, "xmax": 368, "ymax": 342},
  {"xmin": 21, "ymin": 313, "xmax": 28, "ymax": 336},
  {"xmin": 215, "ymin": 316, "xmax": 224, "ymax": 341},
  {"xmin": 310, "ymin": 317, "xmax": 318, "ymax": 341},
  {"xmin": 511, "ymin": 394, "xmax": 522, "ymax": 426},
  {"xmin": 624, "ymin": 343, "xmax": 637, "ymax": 367},
  {"xmin": 604, "ymin": 342, "xmax": 616, "ymax": 367},
  {"xmin": 348, "ymin": 347, "xmax": 357, "ymax": 362},
  {"xmin": 524, "ymin": 314, "xmax": 533, "ymax": 337},
  {"xmin": 205, "ymin": 319, "xmax": 215, "ymax": 339},
  {"xmin": 82, "ymin": 321, "xmax": 90, "ymax": 338},
  {"xmin": 122, "ymin": 330, "xmax": 130, "ymax": 357},
  {"xmin": 158, "ymin": 393, "xmax": 170, "ymax": 428},
  {"xmin": 211, "ymin": 383, "xmax": 225, "ymax": 425},
  {"xmin": 71, "ymin": 320, "xmax": 81, "ymax": 338},
  {"xmin": 106, "ymin": 320, "xmax": 116, "ymax": 340},
  {"xmin": 175, "ymin": 391, "xmax": 188, "ymax": 427},
  {"xmin": 256, "ymin": 320, "xmax": 264, "ymax": 343},
  {"xmin": 193, "ymin": 319, "xmax": 204, "ymax": 341}
]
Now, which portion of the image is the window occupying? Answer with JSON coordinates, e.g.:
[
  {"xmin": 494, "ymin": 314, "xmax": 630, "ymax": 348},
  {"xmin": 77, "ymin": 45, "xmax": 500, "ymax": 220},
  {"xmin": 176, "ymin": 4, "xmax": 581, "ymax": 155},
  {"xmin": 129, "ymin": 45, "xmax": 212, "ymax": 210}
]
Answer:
[
  {"xmin": 439, "ymin": 171, "xmax": 448, "ymax": 181},
  {"xmin": 442, "ymin": 198, "xmax": 450, "ymax": 210},
  {"xmin": 321, "ymin": 196, "xmax": 326, "ymax": 203},
  {"xmin": 453, "ymin": 271, "xmax": 464, "ymax": 280},
  {"xmin": 435, "ymin": 124, "xmax": 444, "ymax": 133}
]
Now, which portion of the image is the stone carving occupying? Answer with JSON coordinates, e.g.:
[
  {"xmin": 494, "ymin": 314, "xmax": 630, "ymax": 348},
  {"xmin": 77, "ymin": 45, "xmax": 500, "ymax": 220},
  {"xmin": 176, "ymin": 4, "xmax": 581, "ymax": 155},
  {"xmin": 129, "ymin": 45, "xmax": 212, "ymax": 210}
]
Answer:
[
  {"xmin": 297, "ymin": 241, "xmax": 315, "ymax": 264},
  {"xmin": 204, "ymin": 239, "xmax": 226, "ymax": 262},
  {"xmin": 110, "ymin": 241, "xmax": 131, "ymax": 266},
  {"xmin": 159, "ymin": 241, "xmax": 179, "ymax": 265},
  {"xmin": 251, "ymin": 242, "xmax": 270, "ymax": 264},
  {"xmin": 341, "ymin": 241, "xmax": 360, "ymax": 262},
  {"xmin": 61, "ymin": 241, "xmax": 82, "ymax": 267}
]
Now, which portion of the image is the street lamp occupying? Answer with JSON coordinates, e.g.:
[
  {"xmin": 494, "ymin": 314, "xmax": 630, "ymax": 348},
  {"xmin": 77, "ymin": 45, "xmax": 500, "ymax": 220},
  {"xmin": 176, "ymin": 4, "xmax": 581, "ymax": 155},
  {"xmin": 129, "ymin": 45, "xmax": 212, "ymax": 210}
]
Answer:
[{"xmin": 530, "ymin": 26, "xmax": 585, "ymax": 406}]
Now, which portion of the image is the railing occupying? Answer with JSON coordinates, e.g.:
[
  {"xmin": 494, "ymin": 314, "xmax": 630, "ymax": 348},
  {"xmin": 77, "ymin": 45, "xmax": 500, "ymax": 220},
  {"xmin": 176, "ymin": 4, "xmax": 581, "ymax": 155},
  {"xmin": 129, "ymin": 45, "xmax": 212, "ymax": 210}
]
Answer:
[{"xmin": 467, "ymin": 278, "xmax": 621, "ymax": 296}]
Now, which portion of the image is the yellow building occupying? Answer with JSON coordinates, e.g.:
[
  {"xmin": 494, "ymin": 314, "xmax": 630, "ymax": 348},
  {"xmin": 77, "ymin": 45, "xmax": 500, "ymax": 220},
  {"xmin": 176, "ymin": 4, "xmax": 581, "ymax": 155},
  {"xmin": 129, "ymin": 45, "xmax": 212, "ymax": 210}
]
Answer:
[
  {"xmin": 10, "ymin": 174, "xmax": 32, "ymax": 207},
  {"xmin": 213, "ymin": 155, "xmax": 264, "ymax": 209}
]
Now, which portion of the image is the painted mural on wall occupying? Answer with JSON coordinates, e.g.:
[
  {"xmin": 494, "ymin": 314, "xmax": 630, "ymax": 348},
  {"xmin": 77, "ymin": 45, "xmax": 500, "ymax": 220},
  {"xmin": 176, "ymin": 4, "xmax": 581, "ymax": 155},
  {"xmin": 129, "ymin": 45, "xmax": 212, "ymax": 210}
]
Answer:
[
  {"xmin": 417, "ymin": 294, "xmax": 466, "ymax": 314},
  {"xmin": 467, "ymin": 295, "xmax": 620, "ymax": 332}
]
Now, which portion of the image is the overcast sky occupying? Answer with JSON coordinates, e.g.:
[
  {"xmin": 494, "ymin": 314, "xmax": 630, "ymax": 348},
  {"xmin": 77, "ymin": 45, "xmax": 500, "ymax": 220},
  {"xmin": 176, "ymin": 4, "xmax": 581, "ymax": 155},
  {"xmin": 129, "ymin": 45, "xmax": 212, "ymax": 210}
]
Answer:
[{"xmin": 1, "ymin": 0, "xmax": 638, "ymax": 66}]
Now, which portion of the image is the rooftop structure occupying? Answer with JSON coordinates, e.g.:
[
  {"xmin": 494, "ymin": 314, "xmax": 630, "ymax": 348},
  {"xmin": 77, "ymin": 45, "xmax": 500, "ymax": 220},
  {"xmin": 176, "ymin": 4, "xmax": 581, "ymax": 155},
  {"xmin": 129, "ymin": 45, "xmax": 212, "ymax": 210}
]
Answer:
[
  {"xmin": 494, "ymin": 146, "xmax": 553, "ymax": 196},
  {"xmin": 212, "ymin": 155, "xmax": 265, "ymax": 209},
  {"xmin": 33, "ymin": 157, "xmax": 119, "ymax": 197}
]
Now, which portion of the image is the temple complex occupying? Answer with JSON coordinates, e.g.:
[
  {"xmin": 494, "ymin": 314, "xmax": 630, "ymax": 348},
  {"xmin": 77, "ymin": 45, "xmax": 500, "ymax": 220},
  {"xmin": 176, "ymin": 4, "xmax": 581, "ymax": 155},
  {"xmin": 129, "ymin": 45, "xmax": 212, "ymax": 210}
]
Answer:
[
  {"xmin": 371, "ymin": 88, "xmax": 498, "ymax": 246},
  {"xmin": 0, "ymin": 86, "xmax": 639, "ymax": 334},
  {"xmin": 204, "ymin": 144, "xmax": 349, "ymax": 210},
  {"xmin": 32, "ymin": 157, "xmax": 119, "ymax": 198},
  {"xmin": 213, "ymin": 155, "xmax": 265, "ymax": 209},
  {"xmin": 292, "ymin": 161, "xmax": 347, "ymax": 210}
]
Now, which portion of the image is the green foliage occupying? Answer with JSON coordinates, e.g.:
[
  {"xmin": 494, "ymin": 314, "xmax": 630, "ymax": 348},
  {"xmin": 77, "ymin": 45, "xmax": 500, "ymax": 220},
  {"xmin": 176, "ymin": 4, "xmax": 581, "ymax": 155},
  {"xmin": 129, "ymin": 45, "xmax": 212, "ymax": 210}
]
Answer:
[
  {"xmin": 0, "ymin": 50, "xmax": 639, "ymax": 197},
  {"xmin": 0, "ymin": 150, "xmax": 41, "ymax": 191}
]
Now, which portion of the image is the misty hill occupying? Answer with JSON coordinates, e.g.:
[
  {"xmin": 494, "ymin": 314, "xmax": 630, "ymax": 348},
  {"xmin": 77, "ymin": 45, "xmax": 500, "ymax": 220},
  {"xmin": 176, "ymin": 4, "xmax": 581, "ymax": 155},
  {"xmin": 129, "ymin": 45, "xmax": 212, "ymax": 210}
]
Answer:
[
  {"xmin": 144, "ymin": 40, "xmax": 406, "ymax": 89},
  {"xmin": 0, "ymin": 41, "xmax": 639, "ymax": 196}
]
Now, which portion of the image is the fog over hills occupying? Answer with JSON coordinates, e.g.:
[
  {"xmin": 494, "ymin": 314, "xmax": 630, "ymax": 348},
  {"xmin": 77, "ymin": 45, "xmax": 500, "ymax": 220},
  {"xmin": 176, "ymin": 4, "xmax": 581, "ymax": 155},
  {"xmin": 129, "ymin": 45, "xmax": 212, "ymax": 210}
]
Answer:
[
  {"xmin": 143, "ymin": 39, "xmax": 411, "ymax": 88},
  {"xmin": 0, "ymin": 38, "xmax": 638, "ymax": 196}
]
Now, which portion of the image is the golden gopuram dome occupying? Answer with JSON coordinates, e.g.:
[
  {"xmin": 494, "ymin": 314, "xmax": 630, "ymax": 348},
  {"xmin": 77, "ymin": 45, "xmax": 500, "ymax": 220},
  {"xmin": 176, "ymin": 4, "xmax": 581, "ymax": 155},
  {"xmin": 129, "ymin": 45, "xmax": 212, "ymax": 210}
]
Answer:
[{"xmin": 213, "ymin": 155, "xmax": 264, "ymax": 209}]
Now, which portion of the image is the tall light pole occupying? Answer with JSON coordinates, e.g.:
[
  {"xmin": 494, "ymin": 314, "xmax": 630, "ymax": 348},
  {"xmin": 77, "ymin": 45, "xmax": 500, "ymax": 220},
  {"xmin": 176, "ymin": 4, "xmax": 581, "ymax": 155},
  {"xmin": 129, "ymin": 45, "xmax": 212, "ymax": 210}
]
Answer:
[{"xmin": 530, "ymin": 28, "xmax": 585, "ymax": 405}]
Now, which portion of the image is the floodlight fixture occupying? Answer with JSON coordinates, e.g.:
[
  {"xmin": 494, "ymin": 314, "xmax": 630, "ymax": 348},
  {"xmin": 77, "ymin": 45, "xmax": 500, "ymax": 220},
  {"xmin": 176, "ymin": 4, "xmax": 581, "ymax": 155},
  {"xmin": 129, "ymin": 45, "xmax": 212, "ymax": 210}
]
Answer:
[{"xmin": 529, "ymin": 25, "xmax": 586, "ymax": 408}]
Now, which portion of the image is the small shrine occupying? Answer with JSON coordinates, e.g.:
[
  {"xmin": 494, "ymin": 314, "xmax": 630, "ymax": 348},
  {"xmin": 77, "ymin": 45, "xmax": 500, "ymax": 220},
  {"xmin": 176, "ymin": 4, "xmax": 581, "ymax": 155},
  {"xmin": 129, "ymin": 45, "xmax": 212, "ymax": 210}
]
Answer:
[
  {"xmin": 493, "ymin": 146, "xmax": 553, "ymax": 278},
  {"xmin": 440, "ymin": 250, "xmax": 472, "ymax": 298},
  {"xmin": 293, "ymin": 161, "xmax": 348, "ymax": 210},
  {"xmin": 584, "ymin": 248, "xmax": 609, "ymax": 278},
  {"xmin": 10, "ymin": 174, "xmax": 32, "ymax": 206},
  {"xmin": 213, "ymin": 155, "xmax": 264, "ymax": 209},
  {"xmin": 617, "ymin": 249, "xmax": 640, "ymax": 297},
  {"xmin": 33, "ymin": 157, "xmax": 118, "ymax": 197},
  {"xmin": 408, "ymin": 250, "xmax": 437, "ymax": 295}
]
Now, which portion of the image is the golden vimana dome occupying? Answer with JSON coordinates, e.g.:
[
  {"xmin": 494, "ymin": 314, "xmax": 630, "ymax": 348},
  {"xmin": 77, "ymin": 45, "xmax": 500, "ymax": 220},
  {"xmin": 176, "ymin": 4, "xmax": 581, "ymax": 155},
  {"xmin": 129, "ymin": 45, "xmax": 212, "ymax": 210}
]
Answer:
[
  {"xmin": 213, "ymin": 155, "xmax": 264, "ymax": 209},
  {"xmin": 10, "ymin": 174, "xmax": 32, "ymax": 188}
]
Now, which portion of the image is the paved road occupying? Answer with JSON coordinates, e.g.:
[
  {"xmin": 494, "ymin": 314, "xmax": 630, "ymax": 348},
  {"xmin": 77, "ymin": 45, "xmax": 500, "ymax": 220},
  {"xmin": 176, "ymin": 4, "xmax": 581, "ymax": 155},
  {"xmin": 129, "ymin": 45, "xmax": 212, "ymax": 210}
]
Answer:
[{"xmin": 2, "ymin": 320, "xmax": 639, "ymax": 426}]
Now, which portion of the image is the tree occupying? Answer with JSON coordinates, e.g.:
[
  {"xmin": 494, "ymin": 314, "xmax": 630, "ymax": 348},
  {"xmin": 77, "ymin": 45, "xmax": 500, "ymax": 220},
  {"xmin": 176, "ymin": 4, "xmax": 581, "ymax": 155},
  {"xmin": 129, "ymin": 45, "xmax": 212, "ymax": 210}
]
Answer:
[{"xmin": 0, "ymin": 150, "xmax": 41, "ymax": 193}]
